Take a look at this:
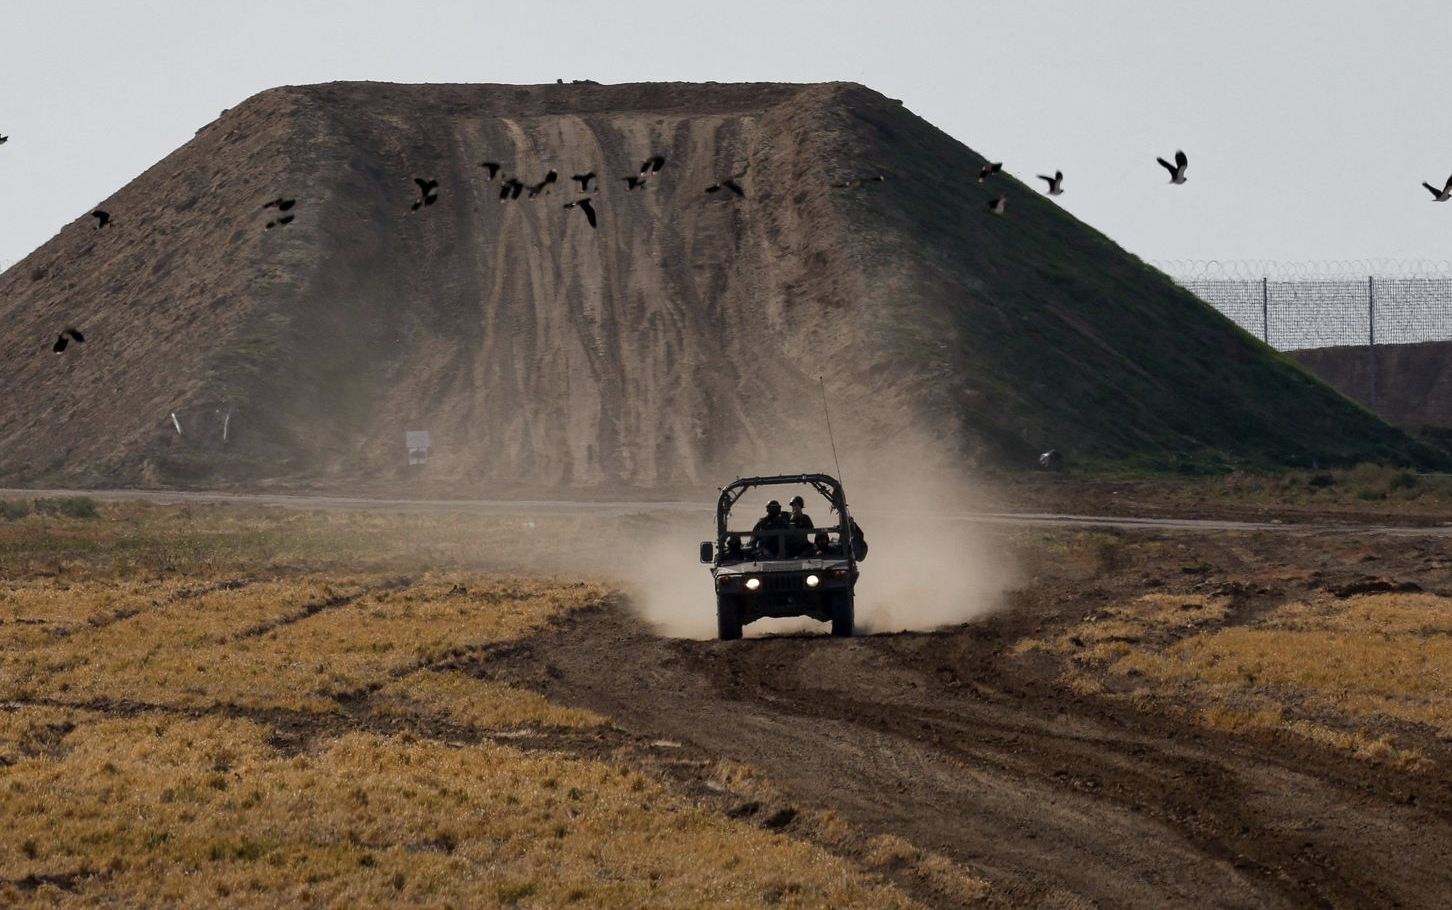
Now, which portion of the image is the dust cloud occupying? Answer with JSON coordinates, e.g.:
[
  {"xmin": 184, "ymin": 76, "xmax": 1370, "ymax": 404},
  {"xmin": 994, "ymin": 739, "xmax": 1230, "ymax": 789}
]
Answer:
[{"xmin": 620, "ymin": 454, "xmax": 1020, "ymax": 640}]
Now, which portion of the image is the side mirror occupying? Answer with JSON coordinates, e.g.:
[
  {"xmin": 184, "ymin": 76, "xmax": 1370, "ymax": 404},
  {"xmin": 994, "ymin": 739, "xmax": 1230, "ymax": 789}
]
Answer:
[{"xmin": 699, "ymin": 541, "xmax": 713, "ymax": 563}]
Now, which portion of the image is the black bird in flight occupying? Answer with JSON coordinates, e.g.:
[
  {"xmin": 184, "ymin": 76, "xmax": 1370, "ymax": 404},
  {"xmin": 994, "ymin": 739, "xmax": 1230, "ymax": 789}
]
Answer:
[
  {"xmin": 978, "ymin": 161, "xmax": 1003, "ymax": 182},
  {"xmin": 1036, "ymin": 170, "xmax": 1064, "ymax": 195},
  {"xmin": 265, "ymin": 214, "xmax": 295, "ymax": 229},
  {"xmin": 834, "ymin": 175, "xmax": 885, "ymax": 189},
  {"xmin": 52, "ymin": 326, "xmax": 85, "ymax": 354},
  {"xmin": 705, "ymin": 178, "xmax": 745, "ymax": 197},
  {"xmin": 91, "ymin": 210, "xmax": 111, "ymax": 228},
  {"xmin": 527, "ymin": 170, "xmax": 558, "ymax": 198},
  {"xmin": 572, "ymin": 172, "xmax": 598, "ymax": 192},
  {"xmin": 480, "ymin": 161, "xmax": 502, "ymax": 179},
  {"xmin": 0, "ymin": 134, "xmax": 8, "ymax": 145},
  {"xmin": 263, "ymin": 197, "xmax": 296, "ymax": 211},
  {"xmin": 411, "ymin": 177, "xmax": 439, "ymax": 210},
  {"xmin": 564, "ymin": 197, "xmax": 597, "ymax": 229},
  {"xmin": 987, "ymin": 195, "xmax": 1007, "ymax": 215},
  {"xmin": 1157, "ymin": 150, "xmax": 1189, "ymax": 184},
  {"xmin": 499, "ymin": 178, "xmax": 524, "ymax": 200},
  {"xmin": 622, "ymin": 175, "xmax": 648, "ymax": 190},
  {"xmin": 1423, "ymin": 175, "xmax": 1452, "ymax": 202},
  {"xmin": 640, "ymin": 155, "xmax": 665, "ymax": 175}
]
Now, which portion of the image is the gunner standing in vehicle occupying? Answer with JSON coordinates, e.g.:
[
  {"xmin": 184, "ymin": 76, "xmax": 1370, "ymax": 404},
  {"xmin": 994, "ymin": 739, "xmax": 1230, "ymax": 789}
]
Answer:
[
  {"xmin": 750, "ymin": 500, "xmax": 791, "ymax": 558},
  {"xmin": 786, "ymin": 495, "xmax": 814, "ymax": 556}
]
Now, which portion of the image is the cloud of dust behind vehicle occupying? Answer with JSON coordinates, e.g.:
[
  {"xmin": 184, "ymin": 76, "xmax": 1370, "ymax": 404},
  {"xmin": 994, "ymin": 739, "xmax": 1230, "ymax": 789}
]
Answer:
[
  {"xmin": 619, "ymin": 453, "xmax": 1019, "ymax": 640},
  {"xmin": 838, "ymin": 464, "xmax": 1019, "ymax": 635}
]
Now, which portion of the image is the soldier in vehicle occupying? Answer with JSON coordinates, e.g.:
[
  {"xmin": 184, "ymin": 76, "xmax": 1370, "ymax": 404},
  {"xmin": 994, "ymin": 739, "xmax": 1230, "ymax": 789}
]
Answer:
[
  {"xmin": 785, "ymin": 495, "xmax": 814, "ymax": 555},
  {"xmin": 808, "ymin": 530, "xmax": 841, "ymax": 557},
  {"xmin": 722, "ymin": 534, "xmax": 746, "ymax": 562},
  {"xmin": 750, "ymin": 500, "xmax": 790, "ymax": 559}
]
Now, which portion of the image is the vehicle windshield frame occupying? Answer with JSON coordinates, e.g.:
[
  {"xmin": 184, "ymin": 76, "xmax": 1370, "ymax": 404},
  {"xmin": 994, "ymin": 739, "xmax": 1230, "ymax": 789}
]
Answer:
[{"xmin": 714, "ymin": 473, "xmax": 854, "ymax": 564}]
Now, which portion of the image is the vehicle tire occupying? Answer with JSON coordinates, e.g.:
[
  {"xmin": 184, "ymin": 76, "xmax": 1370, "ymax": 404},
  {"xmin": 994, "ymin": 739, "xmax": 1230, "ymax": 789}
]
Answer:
[
  {"xmin": 717, "ymin": 595, "xmax": 743, "ymax": 641},
  {"xmin": 829, "ymin": 592, "xmax": 854, "ymax": 638}
]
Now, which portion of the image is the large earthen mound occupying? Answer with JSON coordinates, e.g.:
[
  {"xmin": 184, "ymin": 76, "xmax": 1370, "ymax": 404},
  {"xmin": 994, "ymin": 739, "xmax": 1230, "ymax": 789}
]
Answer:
[{"xmin": 0, "ymin": 82, "xmax": 1434, "ymax": 494}]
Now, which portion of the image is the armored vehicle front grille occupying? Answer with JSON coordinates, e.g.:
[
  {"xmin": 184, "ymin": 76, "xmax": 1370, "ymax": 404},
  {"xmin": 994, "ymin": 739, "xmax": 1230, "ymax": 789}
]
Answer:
[{"xmin": 765, "ymin": 575, "xmax": 804, "ymax": 593}]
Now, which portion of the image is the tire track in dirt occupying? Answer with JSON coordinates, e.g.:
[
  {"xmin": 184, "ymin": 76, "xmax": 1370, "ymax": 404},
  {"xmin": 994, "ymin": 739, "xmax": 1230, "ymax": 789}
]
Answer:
[
  {"xmin": 484, "ymin": 595, "xmax": 1452, "ymax": 910},
  {"xmin": 0, "ymin": 577, "xmax": 263, "ymax": 640},
  {"xmin": 226, "ymin": 575, "xmax": 412, "ymax": 642}
]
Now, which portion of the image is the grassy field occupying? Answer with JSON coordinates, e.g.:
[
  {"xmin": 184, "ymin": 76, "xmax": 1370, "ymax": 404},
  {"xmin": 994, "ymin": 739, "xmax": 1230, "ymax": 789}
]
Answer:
[
  {"xmin": 0, "ymin": 498, "xmax": 927, "ymax": 909},
  {"xmin": 1015, "ymin": 528, "xmax": 1452, "ymax": 772}
]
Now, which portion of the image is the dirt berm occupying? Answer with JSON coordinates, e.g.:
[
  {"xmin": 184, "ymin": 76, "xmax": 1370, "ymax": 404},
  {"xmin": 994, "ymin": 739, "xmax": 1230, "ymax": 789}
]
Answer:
[{"xmin": 0, "ymin": 81, "xmax": 1433, "ymax": 493}]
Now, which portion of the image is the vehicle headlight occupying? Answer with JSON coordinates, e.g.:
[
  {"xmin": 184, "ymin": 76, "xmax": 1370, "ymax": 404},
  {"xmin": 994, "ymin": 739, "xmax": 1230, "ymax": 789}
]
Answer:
[
  {"xmin": 805, "ymin": 574, "xmax": 820, "ymax": 588},
  {"xmin": 744, "ymin": 577, "xmax": 761, "ymax": 591}
]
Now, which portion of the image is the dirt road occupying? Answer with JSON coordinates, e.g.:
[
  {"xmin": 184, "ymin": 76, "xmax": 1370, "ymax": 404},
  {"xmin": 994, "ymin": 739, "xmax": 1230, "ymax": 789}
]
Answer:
[
  {"xmin": 484, "ymin": 522, "xmax": 1452, "ymax": 910},
  {"xmin": 11, "ymin": 486, "xmax": 1452, "ymax": 535}
]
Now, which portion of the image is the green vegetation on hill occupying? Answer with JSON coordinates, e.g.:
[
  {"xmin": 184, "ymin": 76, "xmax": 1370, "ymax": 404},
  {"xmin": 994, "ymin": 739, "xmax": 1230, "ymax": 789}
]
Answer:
[{"xmin": 819, "ymin": 85, "xmax": 1443, "ymax": 473}]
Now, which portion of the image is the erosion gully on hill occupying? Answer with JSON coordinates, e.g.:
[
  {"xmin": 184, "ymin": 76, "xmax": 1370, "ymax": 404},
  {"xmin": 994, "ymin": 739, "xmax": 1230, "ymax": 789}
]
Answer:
[{"xmin": 476, "ymin": 521, "xmax": 1452, "ymax": 910}]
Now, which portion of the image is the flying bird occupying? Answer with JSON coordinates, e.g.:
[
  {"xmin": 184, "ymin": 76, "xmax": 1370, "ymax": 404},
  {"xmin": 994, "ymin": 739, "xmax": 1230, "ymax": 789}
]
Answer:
[
  {"xmin": 265, "ymin": 214, "xmax": 295, "ymax": 229},
  {"xmin": 91, "ymin": 210, "xmax": 111, "ymax": 228},
  {"xmin": 987, "ymin": 195, "xmax": 1007, "ymax": 215},
  {"xmin": 1423, "ymin": 175, "xmax": 1452, "ymax": 201},
  {"xmin": 1036, "ymin": 171, "xmax": 1064, "ymax": 195},
  {"xmin": 499, "ymin": 178, "xmax": 525, "ymax": 200},
  {"xmin": 1157, "ymin": 150, "xmax": 1189, "ymax": 184},
  {"xmin": 572, "ymin": 172, "xmax": 598, "ymax": 192},
  {"xmin": 262, "ymin": 197, "xmax": 296, "ymax": 211},
  {"xmin": 480, "ymin": 161, "xmax": 501, "ymax": 179},
  {"xmin": 411, "ymin": 177, "xmax": 439, "ymax": 210},
  {"xmin": 0, "ymin": 134, "xmax": 8, "ymax": 145},
  {"xmin": 527, "ymin": 170, "xmax": 558, "ymax": 198},
  {"xmin": 640, "ymin": 155, "xmax": 665, "ymax": 175},
  {"xmin": 564, "ymin": 197, "xmax": 597, "ymax": 229},
  {"xmin": 622, "ymin": 175, "xmax": 648, "ymax": 190},
  {"xmin": 978, "ymin": 161, "xmax": 1003, "ymax": 182},
  {"xmin": 705, "ymin": 178, "xmax": 745, "ymax": 197},
  {"xmin": 52, "ymin": 326, "xmax": 85, "ymax": 354}
]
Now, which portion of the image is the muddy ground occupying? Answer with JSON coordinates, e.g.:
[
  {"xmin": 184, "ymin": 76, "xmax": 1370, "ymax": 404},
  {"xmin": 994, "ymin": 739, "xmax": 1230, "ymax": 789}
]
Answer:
[{"xmin": 472, "ymin": 510, "xmax": 1452, "ymax": 910}]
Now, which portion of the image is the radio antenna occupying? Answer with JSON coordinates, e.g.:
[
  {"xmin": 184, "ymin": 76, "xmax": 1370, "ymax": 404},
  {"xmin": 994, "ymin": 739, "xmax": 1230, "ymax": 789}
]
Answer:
[{"xmin": 818, "ymin": 376, "xmax": 845, "ymax": 488}]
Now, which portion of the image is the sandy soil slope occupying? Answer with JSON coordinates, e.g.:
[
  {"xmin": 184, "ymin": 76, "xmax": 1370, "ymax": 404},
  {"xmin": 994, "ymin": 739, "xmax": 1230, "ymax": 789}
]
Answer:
[
  {"xmin": 479, "ymin": 522, "xmax": 1452, "ymax": 910},
  {"xmin": 0, "ymin": 81, "xmax": 1429, "ymax": 494}
]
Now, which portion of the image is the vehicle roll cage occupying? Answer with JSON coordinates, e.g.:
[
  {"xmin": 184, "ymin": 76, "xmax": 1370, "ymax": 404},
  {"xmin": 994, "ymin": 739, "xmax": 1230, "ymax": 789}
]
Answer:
[{"xmin": 715, "ymin": 472, "xmax": 853, "ymax": 551}]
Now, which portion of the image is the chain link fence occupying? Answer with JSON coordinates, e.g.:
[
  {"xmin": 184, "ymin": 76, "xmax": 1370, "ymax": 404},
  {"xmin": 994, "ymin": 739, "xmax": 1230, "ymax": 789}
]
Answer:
[{"xmin": 1155, "ymin": 260, "xmax": 1452, "ymax": 352}]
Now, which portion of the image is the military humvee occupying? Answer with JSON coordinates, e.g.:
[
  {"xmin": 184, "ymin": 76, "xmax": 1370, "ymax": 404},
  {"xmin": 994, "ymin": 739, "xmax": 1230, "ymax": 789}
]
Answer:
[{"xmin": 699, "ymin": 473, "xmax": 863, "ymax": 640}]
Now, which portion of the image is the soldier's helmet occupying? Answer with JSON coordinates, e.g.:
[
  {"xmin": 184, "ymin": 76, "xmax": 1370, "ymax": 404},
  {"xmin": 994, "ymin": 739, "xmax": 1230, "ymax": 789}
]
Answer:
[
  {"xmin": 789, "ymin": 495, "xmax": 805, "ymax": 507},
  {"xmin": 766, "ymin": 500, "xmax": 781, "ymax": 514}
]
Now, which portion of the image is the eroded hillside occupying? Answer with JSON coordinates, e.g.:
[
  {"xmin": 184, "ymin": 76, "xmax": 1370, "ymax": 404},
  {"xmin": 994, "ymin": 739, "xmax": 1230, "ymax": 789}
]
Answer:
[{"xmin": 0, "ymin": 81, "xmax": 1434, "ymax": 493}]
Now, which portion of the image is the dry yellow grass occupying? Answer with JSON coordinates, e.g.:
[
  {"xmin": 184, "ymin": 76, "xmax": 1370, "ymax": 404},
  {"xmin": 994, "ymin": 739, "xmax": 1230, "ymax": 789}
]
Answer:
[
  {"xmin": 0, "ymin": 711, "xmax": 920, "ymax": 910},
  {"xmin": 3, "ymin": 574, "xmax": 605, "ymax": 712},
  {"xmin": 0, "ymin": 501, "xmax": 932, "ymax": 910},
  {"xmin": 1041, "ymin": 589, "xmax": 1452, "ymax": 767},
  {"xmin": 373, "ymin": 669, "xmax": 606, "ymax": 729}
]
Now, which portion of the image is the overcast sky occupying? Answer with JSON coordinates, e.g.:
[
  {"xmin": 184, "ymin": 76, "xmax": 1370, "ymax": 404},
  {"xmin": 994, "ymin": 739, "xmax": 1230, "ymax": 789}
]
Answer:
[{"xmin": 2, "ymin": 0, "xmax": 1450, "ymax": 271}]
